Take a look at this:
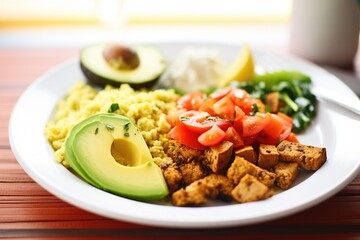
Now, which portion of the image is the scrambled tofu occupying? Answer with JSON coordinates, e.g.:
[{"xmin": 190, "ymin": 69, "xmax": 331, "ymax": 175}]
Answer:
[{"xmin": 277, "ymin": 140, "xmax": 326, "ymax": 170}]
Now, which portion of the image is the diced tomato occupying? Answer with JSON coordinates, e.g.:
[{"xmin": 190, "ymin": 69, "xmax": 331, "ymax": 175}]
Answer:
[
  {"xmin": 263, "ymin": 114, "xmax": 284, "ymax": 139},
  {"xmin": 169, "ymin": 124, "xmax": 206, "ymax": 150},
  {"xmin": 198, "ymin": 125, "xmax": 226, "ymax": 146},
  {"xmin": 256, "ymin": 132, "xmax": 278, "ymax": 145},
  {"xmin": 242, "ymin": 113, "xmax": 270, "ymax": 137},
  {"xmin": 252, "ymin": 99, "xmax": 266, "ymax": 113},
  {"xmin": 233, "ymin": 106, "xmax": 245, "ymax": 133},
  {"xmin": 277, "ymin": 112, "xmax": 293, "ymax": 124},
  {"xmin": 286, "ymin": 132, "xmax": 299, "ymax": 143},
  {"xmin": 224, "ymin": 127, "xmax": 244, "ymax": 148},
  {"xmin": 279, "ymin": 124, "xmax": 292, "ymax": 140},
  {"xmin": 166, "ymin": 109, "xmax": 186, "ymax": 127},
  {"xmin": 229, "ymin": 89, "xmax": 253, "ymax": 114},
  {"xmin": 179, "ymin": 110, "xmax": 231, "ymax": 134},
  {"xmin": 199, "ymin": 98, "xmax": 217, "ymax": 116},
  {"xmin": 234, "ymin": 106, "xmax": 245, "ymax": 121},
  {"xmin": 209, "ymin": 87, "xmax": 232, "ymax": 100},
  {"xmin": 242, "ymin": 135, "xmax": 257, "ymax": 146},
  {"xmin": 213, "ymin": 96, "xmax": 235, "ymax": 120},
  {"xmin": 229, "ymin": 88, "xmax": 249, "ymax": 100},
  {"xmin": 274, "ymin": 113, "xmax": 293, "ymax": 140},
  {"xmin": 177, "ymin": 91, "xmax": 205, "ymax": 110}
]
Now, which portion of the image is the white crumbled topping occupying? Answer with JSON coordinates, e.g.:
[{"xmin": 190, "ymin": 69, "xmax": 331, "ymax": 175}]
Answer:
[{"xmin": 158, "ymin": 47, "xmax": 226, "ymax": 92}]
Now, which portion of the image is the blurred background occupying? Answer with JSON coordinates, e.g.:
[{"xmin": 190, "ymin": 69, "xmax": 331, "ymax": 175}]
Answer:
[
  {"xmin": 1, "ymin": 0, "xmax": 359, "ymax": 93},
  {"xmin": 0, "ymin": 0, "xmax": 292, "ymax": 48}
]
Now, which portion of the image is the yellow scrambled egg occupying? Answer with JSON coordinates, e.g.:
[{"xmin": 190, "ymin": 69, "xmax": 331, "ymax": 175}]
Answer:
[{"xmin": 45, "ymin": 82, "xmax": 179, "ymax": 167}]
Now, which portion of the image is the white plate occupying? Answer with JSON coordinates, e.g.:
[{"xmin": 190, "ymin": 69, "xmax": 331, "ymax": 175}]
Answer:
[{"xmin": 9, "ymin": 42, "xmax": 360, "ymax": 228}]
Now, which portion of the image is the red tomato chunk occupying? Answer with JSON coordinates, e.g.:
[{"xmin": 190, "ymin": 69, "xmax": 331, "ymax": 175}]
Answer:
[{"xmin": 167, "ymin": 87, "xmax": 298, "ymax": 148}]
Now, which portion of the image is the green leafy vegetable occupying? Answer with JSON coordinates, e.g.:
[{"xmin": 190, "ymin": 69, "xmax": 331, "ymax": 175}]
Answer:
[{"xmin": 231, "ymin": 70, "xmax": 316, "ymax": 132}]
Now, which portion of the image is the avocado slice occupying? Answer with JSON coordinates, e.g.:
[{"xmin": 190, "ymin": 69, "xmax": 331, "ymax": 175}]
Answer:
[
  {"xmin": 80, "ymin": 44, "xmax": 166, "ymax": 89},
  {"xmin": 65, "ymin": 113, "xmax": 169, "ymax": 201},
  {"xmin": 64, "ymin": 114, "xmax": 102, "ymax": 188}
]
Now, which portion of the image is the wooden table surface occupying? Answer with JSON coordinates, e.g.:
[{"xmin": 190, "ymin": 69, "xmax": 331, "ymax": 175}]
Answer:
[{"xmin": 0, "ymin": 48, "xmax": 359, "ymax": 239}]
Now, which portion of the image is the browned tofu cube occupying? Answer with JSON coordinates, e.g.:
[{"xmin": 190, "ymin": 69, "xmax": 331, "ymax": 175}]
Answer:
[
  {"xmin": 167, "ymin": 140, "xmax": 204, "ymax": 164},
  {"xmin": 277, "ymin": 140, "xmax": 326, "ymax": 170},
  {"xmin": 231, "ymin": 174, "xmax": 272, "ymax": 203},
  {"xmin": 163, "ymin": 163, "xmax": 183, "ymax": 193},
  {"xmin": 274, "ymin": 162, "xmax": 298, "ymax": 189},
  {"xmin": 179, "ymin": 161, "xmax": 206, "ymax": 185},
  {"xmin": 234, "ymin": 145, "xmax": 257, "ymax": 164},
  {"xmin": 227, "ymin": 156, "xmax": 276, "ymax": 187},
  {"xmin": 171, "ymin": 174, "xmax": 234, "ymax": 206},
  {"xmin": 171, "ymin": 182, "xmax": 208, "ymax": 206},
  {"xmin": 258, "ymin": 144, "xmax": 279, "ymax": 169},
  {"xmin": 204, "ymin": 141, "xmax": 233, "ymax": 173}
]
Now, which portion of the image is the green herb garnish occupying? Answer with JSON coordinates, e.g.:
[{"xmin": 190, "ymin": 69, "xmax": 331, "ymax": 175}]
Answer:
[
  {"xmin": 124, "ymin": 122, "xmax": 130, "ymax": 131},
  {"xmin": 108, "ymin": 103, "xmax": 120, "ymax": 113},
  {"xmin": 250, "ymin": 104, "xmax": 259, "ymax": 116},
  {"xmin": 180, "ymin": 116, "xmax": 190, "ymax": 121}
]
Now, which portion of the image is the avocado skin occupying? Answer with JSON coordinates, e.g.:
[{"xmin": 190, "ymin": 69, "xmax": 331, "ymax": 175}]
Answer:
[
  {"xmin": 80, "ymin": 62, "xmax": 159, "ymax": 89},
  {"xmin": 79, "ymin": 44, "xmax": 166, "ymax": 89},
  {"xmin": 64, "ymin": 114, "xmax": 102, "ymax": 188},
  {"xmin": 64, "ymin": 113, "xmax": 169, "ymax": 201}
]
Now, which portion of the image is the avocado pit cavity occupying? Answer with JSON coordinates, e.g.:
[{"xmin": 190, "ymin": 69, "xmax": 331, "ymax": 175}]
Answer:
[
  {"xmin": 103, "ymin": 45, "xmax": 140, "ymax": 70},
  {"xmin": 111, "ymin": 138, "xmax": 140, "ymax": 166}
]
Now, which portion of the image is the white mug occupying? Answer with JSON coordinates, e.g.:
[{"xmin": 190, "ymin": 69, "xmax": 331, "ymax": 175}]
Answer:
[{"xmin": 289, "ymin": 0, "xmax": 360, "ymax": 67}]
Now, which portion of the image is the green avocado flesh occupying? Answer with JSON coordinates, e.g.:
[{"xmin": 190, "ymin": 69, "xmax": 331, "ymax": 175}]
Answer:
[
  {"xmin": 80, "ymin": 44, "xmax": 166, "ymax": 88},
  {"xmin": 64, "ymin": 113, "xmax": 169, "ymax": 201}
]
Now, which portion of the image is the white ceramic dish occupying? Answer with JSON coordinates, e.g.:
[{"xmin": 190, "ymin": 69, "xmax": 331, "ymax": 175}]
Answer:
[{"xmin": 9, "ymin": 42, "xmax": 360, "ymax": 228}]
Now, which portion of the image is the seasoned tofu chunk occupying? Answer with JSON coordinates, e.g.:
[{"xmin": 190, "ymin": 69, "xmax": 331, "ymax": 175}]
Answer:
[
  {"xmin": 231, "ymin": 174, "xmax": 272, "ymax": 203},
  {"xmin": 227, "ymin": 156, "xmax": 276, "ymax": 187},
  {"xmin": 277, "ymin": 140, "xmax": 326, "ymax": 170},
  {"xmin": 171, "ymin": 174, "xmax": 234, "ymax": 206},
  {"xmin": 234, "ymin": 145, "xmax": 257, "ymax": 164},
  {"xmin": 166, "ymin": 140, "xmax": 206, "ymax": 185},
  {"xmin": 163, "ymin": 163, "xmax": 183, "ymax": 193},
  {"xmin": 258, "ymin": 144, "xmax": 279, "ymax": 169},
  {"xmin": 274, "ymin": 162, "xmax": 298, "ymax": 189},
  {"xmin": 167, "ymin": 140, "xmax": 204, "ymax": 164},
  {"xmin": 179, "ymin": 161, "xmax": 206, "ymax": 185},
  {"xmin": 204, "ymin": 141, "xmax": 233, "ymax": 173}
]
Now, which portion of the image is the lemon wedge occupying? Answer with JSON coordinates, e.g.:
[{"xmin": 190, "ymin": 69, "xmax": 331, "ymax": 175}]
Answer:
[{"xmin": 219, "ymin": 44, "xmax": 255, "ymax": 88}]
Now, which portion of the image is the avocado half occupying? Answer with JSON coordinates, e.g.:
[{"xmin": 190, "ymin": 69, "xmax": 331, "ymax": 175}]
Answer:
[
  {"xmin": 80, "ymin": 44, "xmax": 166, "ymax": 89},
  {"xmin": 64, "ymin": 113, "xmax": 169, "ymax": 201}
]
